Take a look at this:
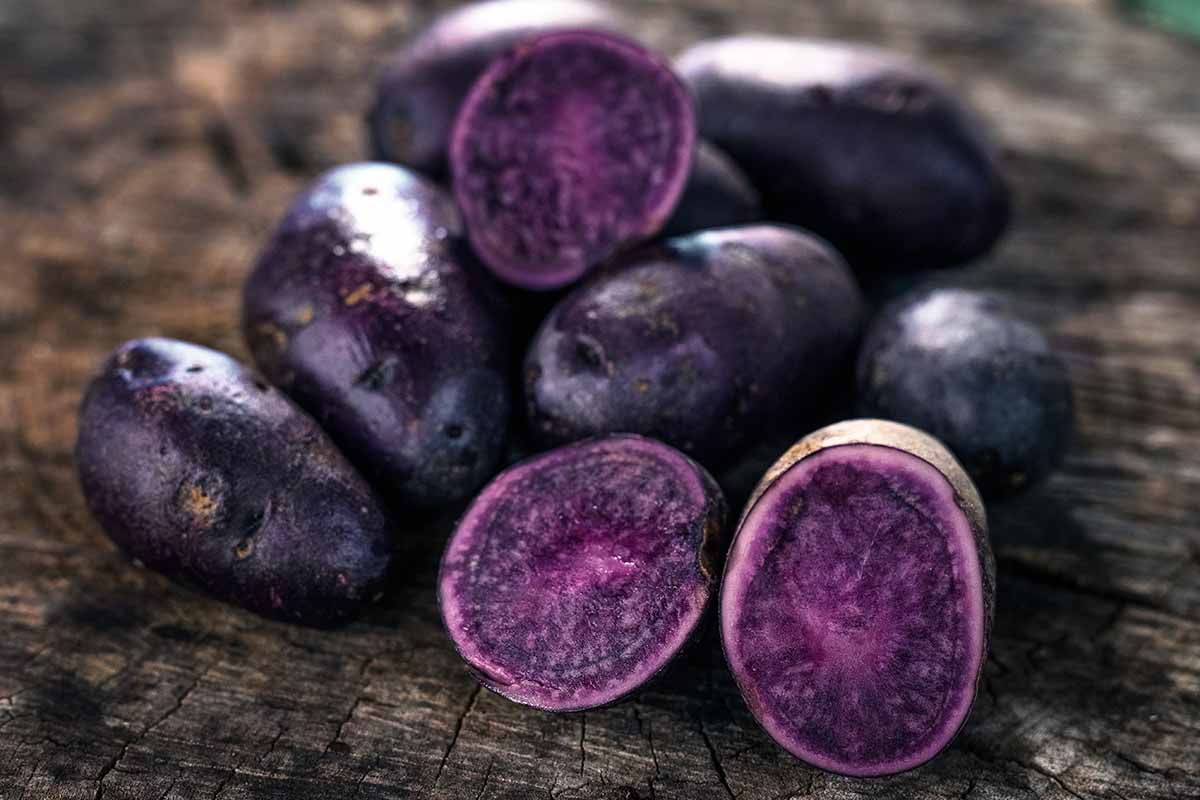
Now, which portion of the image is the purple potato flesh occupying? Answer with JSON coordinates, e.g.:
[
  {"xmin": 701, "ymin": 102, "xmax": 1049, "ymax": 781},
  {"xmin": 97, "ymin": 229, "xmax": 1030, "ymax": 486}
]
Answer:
[
  {"xmin": 525, "ymin": 224, "xmax": 865, "ymax": 468},
  {"xmin": 76, "ymin": 338, "xmax": 393, "ymax": 627},
  {"xmin": 676, "ymin": 37, "xmax": 1009, "ymax": 272},
  {"xmin": 661, "ymin": 140, "xmax": 763, "ymax": 238},
  {"xmin": 451, "ymin": 30, "xmax": 696, "ymax": 289},
  {"xmin": 368, "ymin": 0, "xmax": 625, "ymax": 175},
  {"xmin": 439, "ymin": 435, "xmax": 725, "ymax": 711},
  {"xmin": 723, "ymin": 420, "xmax": 992, "ymax": 776},
  {"xmin": 243, "ymin": 163, "xmax": 510, "ymax": 508}
]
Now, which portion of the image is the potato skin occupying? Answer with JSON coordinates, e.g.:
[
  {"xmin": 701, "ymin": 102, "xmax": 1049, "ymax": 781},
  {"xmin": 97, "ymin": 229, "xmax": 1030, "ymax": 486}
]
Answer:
[
  {"xmin": 856, "ymin": 288, "xmax": 1074, "ymax": 498},
  {"xmin": 242, "ymin": 163, "xmax": 511, "ymax": 508},
  {"xmin": 525, "ymin": 224, "xmax": 865, "ymax": 468},
  {"xmin": 676, "ymin": 37, "xmax": 1010, "ymax": 272},
  {"xmin": 661, "ymin": 141, "xmax": 763, "ymax": 239},
  {"xmin": 367, "ymin": 0, "xmax": 624, "ymax": 175},
  {"xmin": 75, "ymin": 338, "xmax": 393, "ymax": 627}
]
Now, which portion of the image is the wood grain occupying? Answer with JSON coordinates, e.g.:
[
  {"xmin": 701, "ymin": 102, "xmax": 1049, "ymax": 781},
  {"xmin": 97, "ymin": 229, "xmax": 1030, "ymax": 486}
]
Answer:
[{"xmin": 2, "ymin": 0, "xmax": 1198, "ymax": 797}]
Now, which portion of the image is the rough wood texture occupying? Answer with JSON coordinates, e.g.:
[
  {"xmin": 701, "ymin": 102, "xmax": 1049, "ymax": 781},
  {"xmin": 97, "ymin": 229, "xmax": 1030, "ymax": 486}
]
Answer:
[{"xmin": 2, "ymin": 1, "xmax": 1199, "ymax": 798}]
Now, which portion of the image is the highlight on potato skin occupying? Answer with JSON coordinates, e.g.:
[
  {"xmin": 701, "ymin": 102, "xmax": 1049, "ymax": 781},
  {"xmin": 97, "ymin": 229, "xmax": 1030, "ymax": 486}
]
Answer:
[
  {"xmin": 677, "ymin": 36, "xmax": 1010, "ymax": 273},
  {"xmin": 524, "ymin": 224, "xmax": 866, "ymax": 470},
  {"xmin": 450, "ymin": 29, "xmax": 696, "ymax": 290},
  {"xmin": 367, "ymin": 0, "xmax": 625, "ymax": 175},
  {"xmin": 856, "ymin": 287, "xmax": 1074, "ymax": 498},
  {"xmin": 242, "ymin": 163, "xmax": 511, "ymax": 509},
  {"xmin": 438, "ymin": 434, "xmax": 726, "ymax": 711},
  {"xmin": 722, "ymin": 419, "xmax": 994, "ymax": 777},
  {"xmin": 75, "ymin": 338, "xmax": 393, "ymax": 627}
]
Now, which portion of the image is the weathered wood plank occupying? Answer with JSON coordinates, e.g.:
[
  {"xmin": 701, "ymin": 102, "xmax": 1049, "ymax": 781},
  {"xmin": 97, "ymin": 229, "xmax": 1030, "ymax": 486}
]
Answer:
[{"xmin": 1, "ymin": 1, "xmax": 1198, "ymax": 798}]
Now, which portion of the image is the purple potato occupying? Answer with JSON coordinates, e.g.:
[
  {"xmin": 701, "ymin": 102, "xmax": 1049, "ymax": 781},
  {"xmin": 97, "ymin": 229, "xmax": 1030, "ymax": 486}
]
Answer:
[
  {"xmin": 243, "ymin": 163, "xmax": 510, "ymax": 508},
  {"xmin": 76, "ymin": 338, "xmax": 392, "ymax": 627},
  {"xmin": 525, "ymin": 224, "xmax": 866, "ymax": 468},
  {"xmin": 661, "ymin": 140, "xmax": 763, "ymax": 238},
  {"xmin": 676, "ymin": 37, "xmax": 1010, "ymax": 272},
  {"xmin": 368, "ymin": 0, "xmax": 625, "ymax": 175},
  {"xmin": 451, "ymin": 30, "xmax": 696, "ymax": 290},
  {"xmin": 439, "ymin": 434, "xmax": 725, "ymax": 710},
  {"xmin": 723, "ymin": 419, "xmax": 993, "ymax": 776},
  {"xmin": 857, "ymin": 287, "xmax": 1074, "ymax": 498}
]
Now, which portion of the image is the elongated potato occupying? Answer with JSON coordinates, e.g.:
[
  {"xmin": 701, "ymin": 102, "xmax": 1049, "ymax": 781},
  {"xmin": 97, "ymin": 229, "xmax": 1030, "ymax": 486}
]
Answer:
[
  {"xmin": 243, "ymin": 163, "xmax": 511, "ymax": 508},
  {"xmin": 677, "ymin": 37, "xmax": 1010, "ymax": 271},
  {"xmin": 76, "ymin": 338, "xmax": 393, "ymax": 626}
]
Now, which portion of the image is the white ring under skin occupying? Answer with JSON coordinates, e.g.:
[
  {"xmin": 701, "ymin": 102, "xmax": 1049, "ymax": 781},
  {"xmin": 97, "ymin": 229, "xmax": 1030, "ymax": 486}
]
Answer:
[{"xmin": 721, "ymin": 443, "xmax": 985, "ymax": 777}]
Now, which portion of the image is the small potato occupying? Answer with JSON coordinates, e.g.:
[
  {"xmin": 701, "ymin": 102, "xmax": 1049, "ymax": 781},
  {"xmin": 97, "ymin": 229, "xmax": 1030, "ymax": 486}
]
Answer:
[
  {"xmin": 525, "ymin": 224, "xmax": 865, "ymax": 468},
  {"xmin": 677, "ymin": 37, "xmax": 1010, "ymax": 272},
  {"xmin": 76, "ymin": 338, "xmax": 393, "ymax": 627},
  {"xmin": 243, "ymin": 163, "xmax": 511, "ymax": 508},
  {"xmin": 856, "ymin": 287, "xmax": 1074, "ymax": 498}
]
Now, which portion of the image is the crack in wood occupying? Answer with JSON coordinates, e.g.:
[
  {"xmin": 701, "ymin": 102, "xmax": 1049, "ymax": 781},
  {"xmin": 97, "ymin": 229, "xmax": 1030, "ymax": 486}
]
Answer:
[
  {"xmin": 698, "ymin": 717, "xmax": 735, "ymax": 799},
  {"xmin": 434, "ymin": 683, "xmax": 482, "ymax": 786}
]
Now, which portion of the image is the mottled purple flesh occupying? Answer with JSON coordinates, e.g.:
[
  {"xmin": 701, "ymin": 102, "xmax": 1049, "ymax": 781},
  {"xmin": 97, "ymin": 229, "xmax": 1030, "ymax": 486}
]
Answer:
[
  {"xmin": 367, "ymin": 0, "xmax": 625, "ymax": 175},
  {"xmin": 451, "ymin": 30, "xmax": 695, "ymax": 289},
  {"xmin": 440, "ymin": 435, "xmax": 725, "ymax": 710},
  {"xmin": 76, "ymin": 338, "xmax": 393, "ymax": 627},
  {"xmin": 723, "ymin": 420, "xmax": 991, "ymax": 776}
]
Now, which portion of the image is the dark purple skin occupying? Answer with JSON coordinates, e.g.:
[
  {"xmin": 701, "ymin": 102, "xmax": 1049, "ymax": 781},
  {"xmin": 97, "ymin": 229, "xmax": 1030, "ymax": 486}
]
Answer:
[
  {"xmin": 243, "ymin": 163, "xmax": 511, "ymax": 508},
  {"xmin": 676, "ymin": 37, "xmax": 1010, "ymax": 272},
  {"xmin": 450, "ymin": 29, "xmax": 696, "ymax": 290},
  {"xmin": 75, "ymin": 339, "xmax": 393, "ymax": 627},
  {"xmin": 368, "ymin": 0, "xmax": 625, "ymax": 175},
  {"xmin": 439, "ymin": 434, "xmax": 725, "ymax": 711},
  {"xmin": 857, "ymin": 287, "xmax": 1074, "ymax": 498},
  {"xmin": 660, "ymin": 140, "xmax": 763, "ymax": 239},
  {"xmin": 723, "ymin": 420, "xmax": 993, "ymax": 776},
  {"xmin": 525, "ymin": 224, "xmax": 866, "ymax": 468}
]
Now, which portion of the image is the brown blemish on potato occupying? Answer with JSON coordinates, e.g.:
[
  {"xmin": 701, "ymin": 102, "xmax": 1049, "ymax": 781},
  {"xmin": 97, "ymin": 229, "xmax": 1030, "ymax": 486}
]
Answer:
[
  {"xmin": 179, "ymin": 481, "xmax": 221, "ymax": 528},
  {"xmin": 292, "ymin": 303, "xmax": 315, "ymax": 326},
  {"xmin": 256, "ymin": 322, "xmax": 288, "ymax": 352},
  {"xmin": 634, "ymin": 378, "xmax": 650, "ymax": 394},
  {"xmin": 342, "ymin": 282, "xmax": 375, "ymax": 307}
]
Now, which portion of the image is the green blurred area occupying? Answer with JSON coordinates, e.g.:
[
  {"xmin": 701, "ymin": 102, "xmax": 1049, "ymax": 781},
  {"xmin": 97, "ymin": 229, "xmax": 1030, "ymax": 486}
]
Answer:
[{"xmin": 1122, "ymin": 0, "xmax": 1200, "ymax": 39}]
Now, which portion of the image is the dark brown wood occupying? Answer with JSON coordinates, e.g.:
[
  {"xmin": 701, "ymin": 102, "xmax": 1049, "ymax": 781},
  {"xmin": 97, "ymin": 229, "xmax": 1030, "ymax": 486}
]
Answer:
[{"xmin": 2, "ymin": 1, "xmax": 1199, "ymax": 798}]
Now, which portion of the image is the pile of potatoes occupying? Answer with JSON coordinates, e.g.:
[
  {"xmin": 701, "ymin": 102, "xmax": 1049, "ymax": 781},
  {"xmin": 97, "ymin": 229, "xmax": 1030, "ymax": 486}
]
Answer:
[{"xmin": 76, "ymin": 0, "xmax": 1073, "ymax": 777}]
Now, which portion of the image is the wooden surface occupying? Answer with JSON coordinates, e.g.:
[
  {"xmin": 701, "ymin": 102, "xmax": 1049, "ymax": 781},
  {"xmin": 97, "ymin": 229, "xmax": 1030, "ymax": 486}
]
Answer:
[{"xmin": 2, "ymin": 1, "xmax": 1199, "ymax": 798}]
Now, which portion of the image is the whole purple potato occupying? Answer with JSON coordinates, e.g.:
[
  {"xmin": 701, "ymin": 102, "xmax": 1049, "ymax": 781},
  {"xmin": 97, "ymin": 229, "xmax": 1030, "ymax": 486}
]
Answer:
[
  {"xmin": 76, "ymin": 339, "xmax": 393, "ymax": 627},
  {"xmin": 440, "ymin": 434, "xmax": 725, "ymax": 711},
  {"xmin": 857, "ymin": 288, "xmax": 1074, "ymax": 498},
  {"xmin": 243, "ymin": 163, "xmax": 510, "ymax": 508},
  {"xmin": 723, "ymin": 419, "xmax": 993, "ymax": 776},
  {"xmin": 451, "ymin": 30, "xmax": 696, "ymax": 290},
  {"xmin": 368, "ymin": 0, "xmax": 625, "ymax": 175},
  {"xmin": 661, "ymin": 140, "xmax": 763, "ymax": 238},
  {"xmin": 525, "ymin": 224, "xmax": 866, "ymax": 468},
  {"xmin": 676, "ymin": 37, "xmax": 1010, "ymax": 272}
]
